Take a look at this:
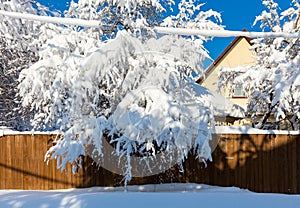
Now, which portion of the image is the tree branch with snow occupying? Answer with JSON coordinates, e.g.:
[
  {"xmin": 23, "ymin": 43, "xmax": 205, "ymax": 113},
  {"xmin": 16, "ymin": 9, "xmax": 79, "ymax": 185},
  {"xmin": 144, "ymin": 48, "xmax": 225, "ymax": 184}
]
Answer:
[{"xmin": 15, "ymin": 0, "xmax": 224, "ymax": 185}]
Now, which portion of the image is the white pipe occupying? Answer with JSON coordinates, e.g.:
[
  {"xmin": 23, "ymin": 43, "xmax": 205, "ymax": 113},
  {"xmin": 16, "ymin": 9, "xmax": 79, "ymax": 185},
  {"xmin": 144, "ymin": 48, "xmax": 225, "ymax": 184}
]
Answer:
[
  {"xmin": 1, "ymin": 10, "xmax": 300, "ymax": 38},
  {"xmin": 0, "ymin": 10, "xmax": 100, "ymax": 27},
  {"xmin": 154, "ymin": 26, "xmax": 300, "ymax": 39}
]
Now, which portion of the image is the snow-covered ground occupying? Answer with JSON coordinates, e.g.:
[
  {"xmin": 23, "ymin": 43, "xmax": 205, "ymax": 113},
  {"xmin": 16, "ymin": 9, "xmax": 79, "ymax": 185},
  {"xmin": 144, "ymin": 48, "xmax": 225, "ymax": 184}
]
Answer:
[{"xmin": 0, "ymin": 183, "xmax": 299, "ymax": 208}]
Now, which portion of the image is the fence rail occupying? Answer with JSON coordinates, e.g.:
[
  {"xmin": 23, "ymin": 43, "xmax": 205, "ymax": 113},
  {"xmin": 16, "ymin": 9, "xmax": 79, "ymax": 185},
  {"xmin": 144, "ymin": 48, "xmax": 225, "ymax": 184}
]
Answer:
[{"xmin": 0, "ymin": 133, "xmax": 299, "ymax": 193}]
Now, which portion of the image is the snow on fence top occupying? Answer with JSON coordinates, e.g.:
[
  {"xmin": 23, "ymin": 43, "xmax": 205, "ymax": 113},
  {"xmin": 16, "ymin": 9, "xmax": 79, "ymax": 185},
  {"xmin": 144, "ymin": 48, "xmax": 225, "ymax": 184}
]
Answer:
[
  {"xmin": 1, "ymin": 10, "xmax": 300, "ymax": 38},
  {"xmin": 215, "ymin": 126, "xmax": 300, "ymax": 135},
  {"xmin": 0, "ymin": 126, "xmax": 298, "ymax": 136},
  {"xmin": 0, "ymin": 127, "xmax": 60, "ymax": 136}
]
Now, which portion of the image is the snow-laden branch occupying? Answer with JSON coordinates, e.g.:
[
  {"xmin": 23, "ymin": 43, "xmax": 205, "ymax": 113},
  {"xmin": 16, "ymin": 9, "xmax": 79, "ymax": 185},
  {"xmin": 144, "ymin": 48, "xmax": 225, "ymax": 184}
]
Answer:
[{"xmin": 1, "ymin": 9, "xmax": 300, "ymax": 38}]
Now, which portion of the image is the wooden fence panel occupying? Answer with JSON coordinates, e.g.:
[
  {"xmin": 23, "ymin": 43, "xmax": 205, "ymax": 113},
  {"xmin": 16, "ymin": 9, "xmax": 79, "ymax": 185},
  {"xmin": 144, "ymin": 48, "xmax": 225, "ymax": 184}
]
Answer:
[
  {"xmin": 0, "ymin": 133, "xmax": 299, "ymax": 193},
  {"xmin": 0, "ymin": 135, "xmax": 5, "ymax": 189}
]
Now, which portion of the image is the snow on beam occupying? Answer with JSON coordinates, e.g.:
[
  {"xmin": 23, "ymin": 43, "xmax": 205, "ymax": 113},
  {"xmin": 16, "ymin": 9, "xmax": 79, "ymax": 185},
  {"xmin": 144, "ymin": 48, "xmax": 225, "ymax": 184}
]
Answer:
[
  {"xmin": 1, "ymin": 10, "xmax": 300, "ymax": 38},
  {"xmin": 154, "ymin": 26, "xmax": 300, "ymax": 39},
  {"xmin": 0, "ymin": 10, "xmax": 100, "ymax": 28}
]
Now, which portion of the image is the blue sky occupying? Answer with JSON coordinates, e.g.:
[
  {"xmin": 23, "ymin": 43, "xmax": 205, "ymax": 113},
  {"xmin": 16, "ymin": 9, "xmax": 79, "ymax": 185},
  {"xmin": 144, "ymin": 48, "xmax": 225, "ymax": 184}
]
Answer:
[
  {"xmin": 202, "ymin": 0, "xmax": 291, "ymax": 61},
  {"xmin": 36, "ymin": 0, "xmax": 292, "ymax": 62}
]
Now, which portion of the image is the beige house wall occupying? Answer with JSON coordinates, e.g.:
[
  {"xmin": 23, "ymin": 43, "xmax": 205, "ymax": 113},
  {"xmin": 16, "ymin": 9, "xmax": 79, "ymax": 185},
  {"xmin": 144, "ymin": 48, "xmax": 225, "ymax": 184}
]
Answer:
[{"xmin": 202, "ymin": 37, "xmax": 256, "ymax": 107}]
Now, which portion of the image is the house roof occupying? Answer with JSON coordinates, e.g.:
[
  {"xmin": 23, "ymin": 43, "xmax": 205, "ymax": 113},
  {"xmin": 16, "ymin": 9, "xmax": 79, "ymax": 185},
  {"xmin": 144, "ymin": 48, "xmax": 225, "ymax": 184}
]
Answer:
[{"xmin": 197, "ymin": 30, "xmax": 253, "ymax": 84}]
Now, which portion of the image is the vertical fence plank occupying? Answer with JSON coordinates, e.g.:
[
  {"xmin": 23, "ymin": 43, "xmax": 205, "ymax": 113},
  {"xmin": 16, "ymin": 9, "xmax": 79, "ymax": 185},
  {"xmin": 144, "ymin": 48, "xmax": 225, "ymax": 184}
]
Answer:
[
  {"xmin": 47, "ymin": 136, "xmax": 55, "ymax": 190},
  {"xmin": 56, "ymin": 156, "xmax": 65, "ymax": 190},
  {"xmin": 70, "ymin": 162, "xmax": 77, "ymax": 188},
  {"xmin": 46, "ymin": 136, "xmax": 52, "ymax": 190},
  {"xmin": 22, "ymin": 134, "xmax": 30, "ymax": 189},
  {"xmin": 273, "ymin": 134, "xmax": 280, "ymax": 193},
  {"xmin": 233, "ymin": 135, "xmax": 240, "ymax": 187},
  {"xmin": 92, "ymin": 165, "xmax": 102, "ymax": 187},
  {"xmin": 0, "ymin": 136, "xmax": 7, "ymax": 189},
  {"xmin": 269, "ymin": 135, "xmax": 275, "ymax": 192},
  {"xmin": 239, "ymin": 135, "xmax": 247, "ymax": 189},
  {"xmin": 288, "ymin": 135, "xmax": 297, "ymax": 194},
  {"xmin": 250, "ymin": 135, "xmax": 256, "ymax": 192},
  {"xmin": 11, "ymin": 135, "xmax": 16, "ymax": 189},
  {"xmin": 224, "ymin": 135, "xmax": 231, "ymax": 187},
  {"xmin": 31, "ymin": 135, "xmax": 39, "ymax": 190},
  {"xmin": 37, "ymin": 135, "xmax": 46, "ymax": 190},
  {"xmin": 236, "ymin": 135, "xmax": 242, "ymax": 188},
  {"xmin": 56, "ymin": 160, "xmax": 64, "ymax": 190},
  {"xmin": 0, "ymin": 136, "xmax": 5, "ymax": 189},
  {"xmin": 24, "ymin": 134, "xmax": 31, "ymax": 190},
  {"xmin": 49, "ymin": 158, "xmax": 56, "ymax": 190},
  {"xmin": 5, "ymin": 135, "xmax": 13, "ymax": 189},
  {"xmin": 37, "ymin": 135, "xmax": 43, "ymax": 190},
  {"xmin": 277, "ymin": 135, "xmax": 287, "ymax": 193},
  {"xmin": 253, "ymin": 134, "xmax": 259, "ymax": 192},
  {"xmin": 43, "ymin": 134, "xmax": 51, "ymax": 190},
  {"xmin": 282, "ymin": 135, "xmax": 289, "ymax": 193},
  {"xmin": 12, "ymin": 135, "xmax": 23, "ymax": 189},
  {"xmin": 260, "ymin": 134, "xmax": 268, "ymax": 193},
  {"xmin": 65, "ymin": 157, "xmax": 73, "ymax": 189},
  {"xmin": 219, "ymin": 135, "xmax": 228, "ymax": 186}
]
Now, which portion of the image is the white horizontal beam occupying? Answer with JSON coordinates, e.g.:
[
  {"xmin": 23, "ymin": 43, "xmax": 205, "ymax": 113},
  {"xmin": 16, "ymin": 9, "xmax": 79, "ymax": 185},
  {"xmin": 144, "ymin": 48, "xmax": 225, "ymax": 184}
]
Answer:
[
  {"xmin": 1, "ymin": 10, "xmax": 300, "ymax": 39},
  {"xmin": 154, "ymin": 26, "xmax": 300, "ymax": 39},
  {"xmin": 0, "ymin": 10, "xmax": 100, "ymax": 27}
]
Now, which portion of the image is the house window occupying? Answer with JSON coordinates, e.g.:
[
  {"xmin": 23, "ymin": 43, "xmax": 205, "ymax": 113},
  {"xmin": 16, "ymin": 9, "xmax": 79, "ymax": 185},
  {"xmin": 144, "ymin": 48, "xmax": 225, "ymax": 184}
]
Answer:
[{"xmin": 232, "ymin": 84, "xmax": 247, "ymax": 98}]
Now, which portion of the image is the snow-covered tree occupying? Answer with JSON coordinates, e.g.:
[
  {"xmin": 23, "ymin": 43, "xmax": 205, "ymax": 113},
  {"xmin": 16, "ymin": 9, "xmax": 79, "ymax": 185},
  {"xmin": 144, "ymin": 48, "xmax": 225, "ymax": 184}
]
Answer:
[
  {"xmin": 0, "ymin": 0, "xmax": 53, "ymax": 130},
  {"xmin": 65, "ymin": 0, "xmax": 168, "ymax": 40},
  {"xmin": 218, "ymin": 0, "xmax": 300, "ymax": 130},
  {"xmin": 18, "ymin": 0, "xmax": 223, "ymax": 184}
]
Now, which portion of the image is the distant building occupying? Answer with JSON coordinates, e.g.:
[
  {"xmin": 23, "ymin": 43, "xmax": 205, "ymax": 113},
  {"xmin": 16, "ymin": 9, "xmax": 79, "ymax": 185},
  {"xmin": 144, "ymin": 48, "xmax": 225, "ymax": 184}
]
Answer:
[{"xmin": 198, "ymin": 35, "xmax": 256, "ymax": 108}]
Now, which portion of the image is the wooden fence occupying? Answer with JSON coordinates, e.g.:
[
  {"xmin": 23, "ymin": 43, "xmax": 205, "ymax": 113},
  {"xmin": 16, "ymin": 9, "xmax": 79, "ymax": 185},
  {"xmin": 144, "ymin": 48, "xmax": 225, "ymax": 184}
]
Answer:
[{"xmin": 0, "ymin": 133, "xmax": 299, "ymax": 193}]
